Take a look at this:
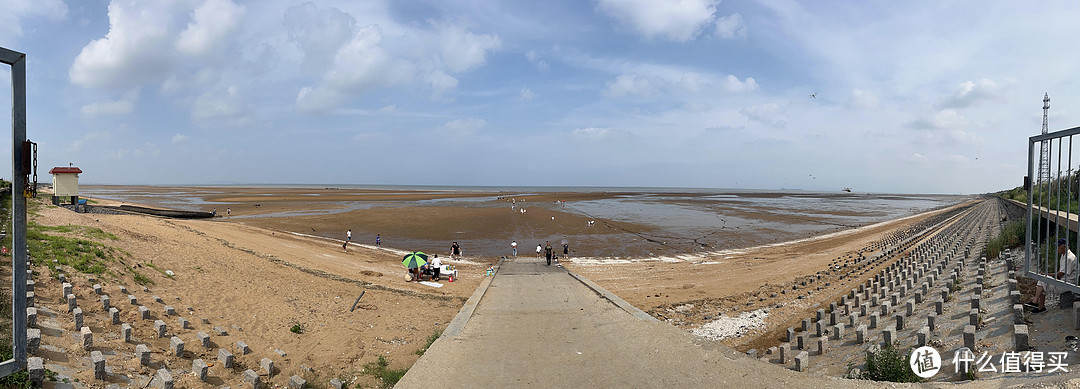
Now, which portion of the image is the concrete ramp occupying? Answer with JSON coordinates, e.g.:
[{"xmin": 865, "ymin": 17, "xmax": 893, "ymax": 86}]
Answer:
[{"xmin": 397, "ymin": 257, "xmax": 853, "ymax": 388}]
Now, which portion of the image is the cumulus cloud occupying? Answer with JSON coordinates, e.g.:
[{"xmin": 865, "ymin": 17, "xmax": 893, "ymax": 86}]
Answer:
[
  {"xmin": 848, "ymin": 89, "xmax": 880, "ymax": 110},
  {"xmin": 572, "ymin": 127, "xmax": 628, "ymax": 139},
  {"xmin": 939, "ymin": 78, "xmax": 1007, "ymax": 109},
  {"xmin": 525, "ymin": 50, "xmax": 550, "ymax": 72},
  {"xmin": 292, "ymin": 4, "xmax": 501, "ymax": 111},
  {"xmin": 596, "ymin": 0, "xmax": 719, "ymax": 42},
  {"xmin": 171, "ymin": 134, "xmax": 189, "ymax": 143},
  {"xmin": 606, "ymin": 74, "xmax": 656, "ymax": 97},
  {"xmin": 175, "ymin": 0, "xmax": 245, "ymax": 58},
  {"xmin": 713, "ymin": 13, "xmax": 745, "ymax": 39},
  {"xmin": 192, "ymin": 85, "xmax": 254, "ymax": 127},
  {"xmin": 437, "ymin": 118, "xmax": 486, "ymax": 138},
  {"xmin": 69, "ymin": 0, "xmax": 244, "ymax": 90},
  {"xmin": 520, "ymin": 87, "xmax": 535, "ymax": 101},
  {"xmin": 722, "ymin": 74, "xmax": 757, "ymax": 92},
  {"xmin": 740, "ymin": 103, "xmax": 787, "ymax": 128},
  {"xmin": 81, "ymin": 90, "xmax": 139, "ymax": 115},
  {"xmin": 0, "ymin": 0, "xmax": 68, "ymax": 42}
]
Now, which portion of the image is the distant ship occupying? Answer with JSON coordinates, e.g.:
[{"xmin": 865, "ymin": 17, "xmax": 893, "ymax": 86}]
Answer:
[{"xmin": 843, "ymin": 188, "xmax": 852, "ymax": 192}]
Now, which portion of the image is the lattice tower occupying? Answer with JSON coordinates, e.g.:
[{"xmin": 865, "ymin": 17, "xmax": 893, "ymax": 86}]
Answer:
[{"xmin": 1040, "ymin": 93, "xmax": 1051, "ymax": 185}]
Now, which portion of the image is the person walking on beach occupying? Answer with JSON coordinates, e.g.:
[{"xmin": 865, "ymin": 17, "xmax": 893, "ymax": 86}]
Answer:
[
  {"xmin": 342, "ymin": 239, "xmax": 348, "ymax": 252},
  {"xmin": 563, "ymin": 242, "xmax": 569, "ymax": 257},
  {"xmin": 536, "ymin": 243, "xmax": 542, "ymax": 258},
  {"xmin": 226, "ymin": 208, "xmax": 231, "ymax": 218},
  {"xmin": 376, "ymin": 234, "xmax": 381, "ymax": 247},
  {"xmin": 545, "ymin": 241, "xmax": 553, "ymax": 266},
  {"xmin": 511, "ymin": 241, "xmax": 518, "ymax": 257},
  {"xmin": 346, "ymin": 229, "xmax": 352, "ymax": 242},
  {"xmin": 450, "ymin": 242, "xmax": 462, "ymax": 259}
]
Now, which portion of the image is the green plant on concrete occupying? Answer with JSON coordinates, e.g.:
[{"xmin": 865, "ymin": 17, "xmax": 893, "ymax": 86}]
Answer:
[
  {"xmin": 415, "ymin": 329, "xmax": 442, "ymax": 356},
  {"xmin": 859, "ymin": 344, "xmax": 921, "ymax": 383},
  {"xmin": 360, "ymin": 356, "xmax": 408, "ymax": 388}
]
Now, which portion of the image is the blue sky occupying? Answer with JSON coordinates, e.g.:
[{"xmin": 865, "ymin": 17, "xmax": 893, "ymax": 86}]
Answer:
[{"xmin": 1, "ymin": 0, "xmax": 1079, "ymax": 193}]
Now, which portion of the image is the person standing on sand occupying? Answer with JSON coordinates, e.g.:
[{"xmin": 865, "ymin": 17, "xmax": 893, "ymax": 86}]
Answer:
[
  {"xmin": 376, "ymin": 234, "xmax": 381, "ymax": 247},
  {"xmin": 347, "ymin": 229, "xmax": 352, "ymax": 242},
  {"xmin": 563, "ymin": 242, "xmax": 569, "ymax": 257},
  {"xmin": 342, "ymin": 239, "xmax": 348, "ymax": 252},
  {"xmin": 226, "ymin": 208, "xmax": 231, "ymax": 218},
  {"xmin": 545, "ymin": 242, "xmax": 553, "ymax": 266},
  {"xmin": 431, "ymin": 254, "xmax": 442, "ymax": 281},
  {"xmin": 536, "ymin": 243, "xmax": 542, "ymax": 258},
  {"xmin": 511, "ymin": 241, "xmax": 518, "ymax": 257},
  {"xmin": 451, "ymin": 242, "xmax": 461, "ymax": 259}
]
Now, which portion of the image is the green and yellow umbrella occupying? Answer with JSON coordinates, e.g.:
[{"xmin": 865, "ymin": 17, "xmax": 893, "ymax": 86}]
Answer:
[{"xmin": 402, "ymin": 252, "xmax": 428, "ymax": 269}]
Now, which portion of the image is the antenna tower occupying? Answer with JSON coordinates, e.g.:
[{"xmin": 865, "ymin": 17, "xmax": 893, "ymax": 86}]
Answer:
[{"xmin": 1039, "ymin": 93, "xmax": 1051, "ymax": 185}]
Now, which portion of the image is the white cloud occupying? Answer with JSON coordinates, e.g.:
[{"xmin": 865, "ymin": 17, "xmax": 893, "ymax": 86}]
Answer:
[
  {"xmin": 722, "ymin": 74, "xmax": 758, "ymax": 92},
  {"xmin": 606, "ymin": 74, "xmax": 656, "ymax": 97},
  {"xmin": 379, "ymin": 105, "xmax": 397, "ymax": 114},
  {"xmin": 520, "ymin": 87, "xmax": 535, "ymax": 101},
  {"xmin": 0, "ymin": 0, "xmax": 67, "ymax": 43},
  {"xmin": 69, "ymin": 1, "xmax": 184, "ymax": 89},
  {"xmin": 740, "ymin": 103, "xmax": 787, "ymax": 128},
  {"xmin": 434, "ymin": 22, "xmax": 502, "ymax": 73},
  {"xmin": 906, "ymin": 109, "xmax": 965, "ymax": 130},
  {"xmin": 171, "ymin": 134, "xmax": 189, "ymax": 143},
  {"xmin": 284, "ymin": 2, "xmax": 358, "ymax": 72},
  {"xmin": 175, "ymin": 0, "xmax": 246, "ymax": 58},
  {"xmin": 848, "ymin": 89, "xmax": 880, "ymax": 110},
  {"xmin": 939, "ymin": 78, "xmax": 1006, "ymax": 109},
  {"xmin": 81, "ymin": 90, "xmax": 139, "ymax": 115},
  {"xmin": 437, "ymin": 118, "xmax": 486, "ymax": 138},
  {"xmin": 572, "ymin": 127, "xmax": 625, "ymax": 139},
  {"xmin": 596, "ymin": 0, "xmax": 719, "ymax": 42},
  {"xmin": 193, "ymin": 85, "xmax": 254, "ymax": 127},
  {"xmin": 713, "ymin": 13, "xmax": 745, "ymax": 39},
  {"xmin": 525, "ymin": 50, "xmax": 550, "ymax": 72}
]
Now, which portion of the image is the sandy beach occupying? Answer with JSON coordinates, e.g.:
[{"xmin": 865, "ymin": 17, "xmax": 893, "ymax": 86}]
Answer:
[{"xmin": 17, "ymin": 185, "xmax": 973, "ymax": 386}]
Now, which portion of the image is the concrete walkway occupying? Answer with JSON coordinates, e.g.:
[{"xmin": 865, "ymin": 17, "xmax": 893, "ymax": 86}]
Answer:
[{"xmin": 397, "ymin": 257, "xmax": 851, "ymax": 388}]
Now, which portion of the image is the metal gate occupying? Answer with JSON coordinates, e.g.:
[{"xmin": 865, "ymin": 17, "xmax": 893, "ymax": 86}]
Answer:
[
  {"xmin": 0, "ymin": 46, "xmax": 29, "ymax": 378},
  {"xmin": 1026, "ymin": 125, "xmax": 1080, "ymax": 294}
]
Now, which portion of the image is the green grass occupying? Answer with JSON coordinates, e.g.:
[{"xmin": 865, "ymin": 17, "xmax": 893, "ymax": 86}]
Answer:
[
  {"xmin": 414, "ymin": 330, "xmax": 441, "ymax": 356},
  {"xmin": 360, "ymin": 356, "xmax": 408, "ymax": 388},
  {"xmin": 144, "ymin": 262, "xmax": 174, "ymax": 279},
  {"xmin": 855, "ymin": 344, "xmax": 922, "ymax": 383},
  {"xmin": 290, "ymin": 323, "xmax": 304, "ymax": 334},
  {"xmin": 985, "ymin": 220, "xmax": 1025, "ymax": 260},
  {"xmin": 128, "ymin": 267, "xmax": 154, "ymax": 286}
]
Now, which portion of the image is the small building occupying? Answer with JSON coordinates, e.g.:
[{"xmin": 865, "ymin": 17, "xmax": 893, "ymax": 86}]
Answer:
[{"xmin": 49, "ymin": 166, "xmax": 82, "ymax": 205}]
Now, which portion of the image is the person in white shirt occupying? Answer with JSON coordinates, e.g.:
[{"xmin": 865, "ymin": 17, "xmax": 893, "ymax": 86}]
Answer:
[
  {"xmin": 1031, "ymin": 238, "xmax": 1078, "ymax": 313},
  {"xmin": 511, "ymin": 241, "xmax": 518, "ymax": 257},
  {"xmin": 431, "ymin": 255, "xmax": 443, "ymax": 281}
]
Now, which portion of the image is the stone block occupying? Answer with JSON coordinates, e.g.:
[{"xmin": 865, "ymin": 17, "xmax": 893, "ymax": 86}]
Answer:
[
  {"xmin": 170, "ymin": 336, "xmax": 184, "ymax": 356},
  {"xmin": 129, "ymin": 295, "xmax": 137, "ymax": 305},
  {"xmin": 110, "ymin": 308, "xmax": 120, "ymax": 324},
  {"xmin": 935, "ymin": 299, "xmax": 943, "ymax": 315},
  {"xmin": 139, "ymin": 306, "xmax": 150, "ymax": 320},
  {"xmin": 1014, "ymin": 304, "xmax": 1025, "ymax": 325},
  {"xmin": 883, "ymin": 328, "xmax": 895, "ymax": 346},
  {"xmin": 27, "ymin": 356, "xmax": 51, "ymax": 387},
  {"xmin": 261, "ymin": 357, "xmax": 275, "ymax": 377},
  {"xmin": 27, "ymin": 329, "xmax": 40, "ymax": 354},
  {"xmin": 101, "ymin": 295, "xmax": 110, "ymax": 310},
  {"xmin": 964, "ymin": 325, "xmax": 976, "ymax": 350},
  {"xmin": 178, "ymin": 317, "xmax": 190, "ymax": 329},
  {"xmin": 915, "ymin": 291, "xmax": 923, "ymax": 304},
  {"xmin": 786, "ymin": 327, "xmax": 795, "ymax": 342},
  {"xmin": 1010, "ymin": 290, "xmax": 1021, "ymax": 305},
  {"xmin": 92, "ymin": 350, "xmax": 105, "ymax": 380},
  {"xmin": 219, "ymin": 348, "xmax": 235, "ymax": 368},
  {"xmin": 928, "ymin": 314, "xmax": 936, "ymax": 332},
  {"xmin": 62, "ymin": 282, "xmax": 72, "ymax": 296},
  {"xmin": 972, "ymin": 297, "xmax": 981, "ymax": 309},
  {"xmin": 67, "ymin": 294, "xmax": 77, "ymax": 312},
  {"xmin": 155, "ymin": 320, "xmax": 167, "ymax": 338},
  {"xmin": 856, "ymin": 325, "xmax": 867, "ymax": 343},
  {"xmin": 832, "ymin": 324, "xmax": 845, "ymax": 340},
  {"xmin": 905, "ymin": 300, "xmax": 914, "ymax": 316},
  {"xmin": 746, "ymin": 349, "xmax": 758, "ymax": 358},
  {"xmin": 816, "ymin": 309, "xmax": 825, "ymax": 322},
  {"xmin": 26, "ymin": 307, "xmax": 36, "ymax": 328},
  {"xmin": 830, "ymin": 311, "xmax": 838, "ymax": 326},
  {"xmin": 881, "ymin": 302, "xmax": 890, "ymax": 316},
  {"xmin": 215, "ymin": 326, "xmax": 228, "ymax": 336},
  {"xmin": 26, "ymin": 292, "xmax": 33, "ymax": 306},
  {"xmin": 156, "ymin": 368, "xmax": 174, "ymax": 389},
  {"xmin": 290, "ymin": 375, "xmax": 307, "ymax": 389},
  {"xmin": 1014, "ymin": 324, "xmax": 1029, "ymax": 351},
  {"xmin": 895, "ymin": 314, "xmax": 904, "ymax": 330},
  {"xmin": 970, "ymin": 309, "xmax": 980, "ymax": 327},
  {"xmin": 119, "ymin": 285, "xmax": 128, "ymax": 294},
  {"xmin": 136, "ymin": 344, "xmax": 151, "ymax": 365},
  {"xmin": 817, "ymin": 337, "xmax": 829, "ymax": 355},
  {"xmin": 164, "ymin": 305, "xmax": 175, "ymax": 316},
  {"xmin": 81, "ymin": 326, "xmax": 93, "ymax": 350},
  {"xmin": 917, "ymin": 327, "xmax": 928, "ymax": 347},
  {"xmin": 94, "ymin": 284, "xmax": 103, "ymax": 295},
  {"xmin": 869, "ymin": 313, "xmax": 879, "ymax": 329},
  {"xmin": 73, "ymin": 308, "xmax": 83, "ymax": 329},
  {"xmin": 244, "ymin": 369, "xmax": 261, "ymax": 389},
  {"xmin": 122, "ymin": 323, "xmax": 133, "ymax": 342},
  {"xmin": 1062, "ymin": 292, "xmax": 1075, "ymax": 309},
  {"xmin": 815, "ymin": 321, "xmax": 825, "ymax": 338},
  {"xmin": 193, "ymin": 359, "xmax": 208, "ymax": 382},
  {"xmin": 795, "ymin": 351, "xmax": 809, "ymax": 371},
  {"xmin": 197, "ymin": 331, "xmax": 210, "ymax": 348},
  {"xmin": 848, "ymin": 313, "xmax": 859, "ymax": 328},
  {"xmin": 330, "ymin": 378, "xmax": 343, "ymax": 389},
  {"xmin": 237, "ymin": 340, "xmax": 251, "ymax": 354},
  {"xmin": 154, "ymin": 296, "xmax": 163, "ymax": 304},
  {"xmin": 25, "ymin": 280, "xmax": 33, "ymax": 293},
  {"xmin": 797, "ymin": 334, "xmax": 806, "ymax": 350},
  {"xmin": 779, "ymin": 342, "xmax": 789, "ymax": 364}
]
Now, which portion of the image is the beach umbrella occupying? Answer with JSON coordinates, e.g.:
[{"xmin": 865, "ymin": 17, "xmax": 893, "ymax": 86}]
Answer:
[{"xmin": 402, "ymin": 252, "xmax": 428, "ymax": 269}]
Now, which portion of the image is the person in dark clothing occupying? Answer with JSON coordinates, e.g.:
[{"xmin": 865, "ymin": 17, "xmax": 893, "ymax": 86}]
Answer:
[{"xmin": 544, "ymin": 242, "xmax": 553, "ymax": 266}]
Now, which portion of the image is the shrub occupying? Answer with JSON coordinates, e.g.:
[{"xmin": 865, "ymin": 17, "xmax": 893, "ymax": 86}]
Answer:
[
  {"xmin": 415, "ymin": 330, "xmax": 442, "ymax": 356},
  {"xmin": 361, "ymin": 356, "xmax": 408, "ymax": 388},
  {"xmin": 859, "ymin": 344, "xmax": 921, "ymax": 383}
]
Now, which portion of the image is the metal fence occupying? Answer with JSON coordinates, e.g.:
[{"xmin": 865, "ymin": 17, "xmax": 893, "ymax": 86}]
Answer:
[
  {"xmin": 0, "ymin": 46, "xmax": 28, "ymax": 378},
  {"xmin": 1026, "ymin": 125, "xmax": 1080, "ymax": 295}
]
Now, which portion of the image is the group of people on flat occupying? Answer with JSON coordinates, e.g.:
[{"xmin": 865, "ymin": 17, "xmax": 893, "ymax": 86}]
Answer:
[
  {"xmin": 510, "ymin": 240, "xmax": 569, "ymax": 266},
  {"xmin": 342, "ymin": 229, "xmax": 380, "ymax": 252}
]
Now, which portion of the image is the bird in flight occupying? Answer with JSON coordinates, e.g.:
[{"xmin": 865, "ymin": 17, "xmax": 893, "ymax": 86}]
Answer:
[{"xmin": 809, "ymin": 93, "xmax": 816, "ymax": 99}]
